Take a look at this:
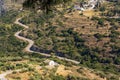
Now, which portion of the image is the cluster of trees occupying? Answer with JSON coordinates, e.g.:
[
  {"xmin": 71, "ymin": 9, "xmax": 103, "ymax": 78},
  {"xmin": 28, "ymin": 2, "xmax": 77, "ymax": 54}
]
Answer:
[
  {"xmin": 1, "ymin": 2, "xmax": 114, "ymax": 80},
  {"xmin": 23, "ymin": 0, "xmax": 72, "ymax": 13},
  {"xmin": 20, "ymin": 10, "xmax": 120, "ymax": 75},
  {"xmin": 0, "ymin": 10, "xmax": 26, "ymax": 53},
  {"xmin": 1, "ymin": 0, "xmax": 117, "ymax": 77},
  {"xmin": 91, "ymin": 17, "xmax": 105, "ymax": 26},
  {"xmin": 102, "ymin": 1, "xmax": 120, "ymax": 17}
]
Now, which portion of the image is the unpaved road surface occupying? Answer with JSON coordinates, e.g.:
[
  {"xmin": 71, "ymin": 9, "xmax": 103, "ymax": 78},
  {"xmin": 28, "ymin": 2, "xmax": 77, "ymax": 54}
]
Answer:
[{"xmin": 14, "ymin": 18, "xmax": 80, "ymax": 64}]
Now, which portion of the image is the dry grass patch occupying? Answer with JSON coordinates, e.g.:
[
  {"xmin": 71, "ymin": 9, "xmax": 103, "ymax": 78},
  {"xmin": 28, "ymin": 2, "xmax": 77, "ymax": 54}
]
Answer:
[
  {"xmin": 55, "ymin": 65, "xmax": 72, "ymax": 77},
  {"xmin": 82, "ymin": 10, "xmax": 100, "ymax": 18},
  {"xmin": 6, "ymin": 72, "xmax": 32, "ymax": 80}
]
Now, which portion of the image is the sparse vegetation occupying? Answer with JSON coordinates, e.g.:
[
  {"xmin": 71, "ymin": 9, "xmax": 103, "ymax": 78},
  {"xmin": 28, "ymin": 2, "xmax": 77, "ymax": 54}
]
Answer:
[{"xmin": 0, "ymin": 0, "xmax": 120, "ymax": 80}]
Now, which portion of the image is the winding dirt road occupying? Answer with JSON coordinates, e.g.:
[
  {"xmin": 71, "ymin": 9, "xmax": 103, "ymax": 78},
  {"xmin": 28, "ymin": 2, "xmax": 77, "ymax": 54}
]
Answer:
[
  {"xmin": 14, "ymin": 18, "xmax": 33, "ymax": 52},
  {"xmin": 14, "ymin": 18, "xmax": 80, "ymax": 64}
]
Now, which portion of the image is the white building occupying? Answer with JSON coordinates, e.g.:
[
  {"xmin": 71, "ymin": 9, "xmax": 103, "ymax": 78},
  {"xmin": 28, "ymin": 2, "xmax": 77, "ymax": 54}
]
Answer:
[
  {"xmin": 49, "ymin": 61, "xmax": 55, "ymax": 66},
  {"xmin": 44, "ymin": 59, "xmax": 59, "ymax": 67}
]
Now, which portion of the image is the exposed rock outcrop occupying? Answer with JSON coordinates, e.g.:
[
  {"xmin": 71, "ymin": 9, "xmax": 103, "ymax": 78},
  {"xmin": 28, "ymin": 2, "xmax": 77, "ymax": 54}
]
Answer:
[
  {"xmin": 0, "ymin": 0, "xmax": 6, "ymax": 16},
  {"xmin": 4, "ymin": 0, "xmax": 25, "ymax": 10}
]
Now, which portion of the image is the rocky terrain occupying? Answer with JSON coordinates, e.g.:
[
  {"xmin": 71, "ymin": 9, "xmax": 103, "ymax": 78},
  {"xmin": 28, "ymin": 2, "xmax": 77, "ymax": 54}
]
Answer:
[
  {"xmin": 0, "ymin": 0, "xmax": 120, "ymax": 80},
  {"xmin": 0, "ymin": 0, "xmax": 5, "ymax": 16},
  {"xmin": 4, "ymin": 0, "xmax": 25, "ymax": 10}
]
